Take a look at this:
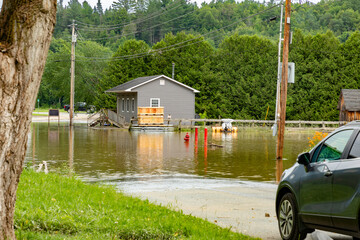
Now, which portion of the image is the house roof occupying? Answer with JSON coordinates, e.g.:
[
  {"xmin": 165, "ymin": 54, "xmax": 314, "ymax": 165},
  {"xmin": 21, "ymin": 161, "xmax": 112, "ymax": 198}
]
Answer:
[
  {"xmin": 338, "ymin": 89, "xmax": 360, "ymax": 111},
  {"xmin": 105, "ymin": 75, "xmax": 200, "ymax": 93}
]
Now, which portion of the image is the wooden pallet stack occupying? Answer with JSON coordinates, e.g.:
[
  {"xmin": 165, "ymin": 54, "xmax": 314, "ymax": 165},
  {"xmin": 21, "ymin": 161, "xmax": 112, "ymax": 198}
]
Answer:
[{"xmin": 138, "ymin": 107, "xmax": 164, "ymax": 126}]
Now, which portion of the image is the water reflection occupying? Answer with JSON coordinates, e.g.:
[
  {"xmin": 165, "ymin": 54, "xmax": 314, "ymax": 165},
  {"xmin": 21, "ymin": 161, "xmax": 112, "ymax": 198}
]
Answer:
[
  {"xmin": 137, "ymin": 134, "xmax": 163, "ymax": 172},
  {"xmin": 26, "ymin": 123, "xmax": 315, "ymax": 182},
  {"xmin": 69, "ymin": 126, "xmax": 74, "ymax": 176}
]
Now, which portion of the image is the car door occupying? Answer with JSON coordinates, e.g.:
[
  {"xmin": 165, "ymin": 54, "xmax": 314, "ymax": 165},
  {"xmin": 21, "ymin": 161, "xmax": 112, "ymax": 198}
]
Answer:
[
  {"xmin": 299, "ymin": 129, "xmax": 355, "ymax": 227},
  {"xmin": 331, "ymin": 130, "xmax": 360, "ymax": 231}
]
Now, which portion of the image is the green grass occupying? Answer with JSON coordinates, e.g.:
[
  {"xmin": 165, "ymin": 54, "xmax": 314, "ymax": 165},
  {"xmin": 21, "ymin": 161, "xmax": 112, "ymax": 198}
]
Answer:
[
  {"xmin": 32, "ymin": 113, "xmax": 49, "ymax": 116},
  {"xmin": 15, "ymin": 170, "xmax": 257, "ymax": 240}
]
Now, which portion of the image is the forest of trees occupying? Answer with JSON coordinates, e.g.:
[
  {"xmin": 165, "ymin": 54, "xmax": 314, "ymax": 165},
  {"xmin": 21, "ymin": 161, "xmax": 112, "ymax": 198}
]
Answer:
[{"xmin": 39, "ymin": 0, "xmax": 360, "ymax": 121}]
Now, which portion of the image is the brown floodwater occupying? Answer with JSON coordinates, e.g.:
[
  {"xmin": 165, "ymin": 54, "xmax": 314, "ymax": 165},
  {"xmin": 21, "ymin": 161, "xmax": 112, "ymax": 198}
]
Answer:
[{"xmin": 26, "ymin": 122, "xmax": 318, "ymax": 185}]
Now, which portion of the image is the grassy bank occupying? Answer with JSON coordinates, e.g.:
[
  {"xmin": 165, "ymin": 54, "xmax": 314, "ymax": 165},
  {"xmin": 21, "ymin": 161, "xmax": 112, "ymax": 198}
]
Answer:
[{"xmin": 15, "ymin": 170, "xmax": 256, "ymax": 240}]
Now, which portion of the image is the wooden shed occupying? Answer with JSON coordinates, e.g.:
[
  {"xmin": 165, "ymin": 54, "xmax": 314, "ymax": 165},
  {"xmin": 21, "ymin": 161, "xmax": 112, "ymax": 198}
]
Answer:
[{"xmin": 337, "ymin": 89, "xmax": 360, "ymax": 122}]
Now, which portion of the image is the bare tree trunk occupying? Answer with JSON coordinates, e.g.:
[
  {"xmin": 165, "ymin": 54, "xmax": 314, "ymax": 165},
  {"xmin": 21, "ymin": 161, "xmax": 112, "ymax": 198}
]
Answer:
[{"xmin": 0, "ymin": 1, "xmax": 56, "ymax": 239}]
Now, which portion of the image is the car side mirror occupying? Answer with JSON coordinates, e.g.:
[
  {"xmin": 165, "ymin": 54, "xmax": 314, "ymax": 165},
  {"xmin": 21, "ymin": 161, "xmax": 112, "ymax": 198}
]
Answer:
[{"xmin": 297, "ymin": 152, "xmax": 311, "ymax": 166}]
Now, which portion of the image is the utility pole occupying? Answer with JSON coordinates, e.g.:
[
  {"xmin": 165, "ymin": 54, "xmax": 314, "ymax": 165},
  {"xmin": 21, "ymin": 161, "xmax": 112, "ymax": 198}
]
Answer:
[
  {"xmin": 70, "ymin": 20, "xmax": 76, "ymax": 126},
  {"xmin": 172, "ymin": 62, "xmax": 175, "ymax": 79},
  {"xmin": 273, "ymin": 4, "xmax": 284, "ymax": 137},
  {"xmin": 276, "ymin": 0, "xmax": 291, "ymax": 163}
]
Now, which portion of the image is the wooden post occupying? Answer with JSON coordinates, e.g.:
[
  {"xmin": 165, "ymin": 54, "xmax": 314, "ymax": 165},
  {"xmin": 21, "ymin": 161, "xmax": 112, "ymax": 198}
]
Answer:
[
  {"xmin": 276, "ymin": 155, "xmax": 283, "ymax": 183},
  {"xmin": 70, "ymin": 20, "xmax": 76, "ymax": 126},
  {"xmin": 276, "ymin": 0, "xmax": 291, "ymax": 162}
]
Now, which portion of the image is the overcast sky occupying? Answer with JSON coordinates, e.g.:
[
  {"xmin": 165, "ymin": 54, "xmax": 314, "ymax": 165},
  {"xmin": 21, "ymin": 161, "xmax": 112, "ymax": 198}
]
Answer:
[{"xmin": 1, "ymin": 0, "xmax": 322, "ymax": 11}]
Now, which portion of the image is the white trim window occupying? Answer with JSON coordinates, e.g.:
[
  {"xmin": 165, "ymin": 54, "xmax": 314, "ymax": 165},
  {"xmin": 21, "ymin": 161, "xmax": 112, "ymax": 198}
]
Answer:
[
  {"xmin": 150, "ymin": 98, "xmax": 160, "ymax": 107},
  {"xmin": 122, "ymin": 98, "xmax": 125, "ymax": 112},
  {"xmin": 126, "ymin": 98, "xmax": 130, "ymax": 112},
  {"xmin": 131, "ymin": 98, "xmax": 135, "ymax": 112}
]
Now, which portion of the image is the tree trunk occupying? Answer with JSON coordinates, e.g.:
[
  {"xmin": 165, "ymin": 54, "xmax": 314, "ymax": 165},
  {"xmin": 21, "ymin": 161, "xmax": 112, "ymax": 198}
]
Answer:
[{"xmin": 0, "ymin": 1, "xmax": 56, "ymax": 239}]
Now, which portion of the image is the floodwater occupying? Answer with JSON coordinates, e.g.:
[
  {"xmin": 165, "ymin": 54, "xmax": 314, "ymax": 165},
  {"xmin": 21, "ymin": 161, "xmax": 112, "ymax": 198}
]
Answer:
[{"xmin": 26, "ymin": 123, "xmax": 317, "ymax": 190}]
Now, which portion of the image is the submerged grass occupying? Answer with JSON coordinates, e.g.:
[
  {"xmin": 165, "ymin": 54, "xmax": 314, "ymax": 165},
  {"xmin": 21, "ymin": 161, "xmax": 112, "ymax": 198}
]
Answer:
[{"xmin": 15, "ymin": 170, "xmax": 256, "ymax": 239}]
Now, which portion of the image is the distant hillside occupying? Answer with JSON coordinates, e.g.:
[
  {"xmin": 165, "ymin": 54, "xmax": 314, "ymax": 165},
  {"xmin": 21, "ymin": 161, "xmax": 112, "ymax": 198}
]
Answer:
[{"xmin": 55, "ymin": 0, "xmax": 360, "ymax": 49}]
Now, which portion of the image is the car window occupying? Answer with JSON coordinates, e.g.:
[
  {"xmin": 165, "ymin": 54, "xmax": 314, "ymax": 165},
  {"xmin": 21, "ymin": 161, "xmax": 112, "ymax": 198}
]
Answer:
[
  {"xmin": 311, "ymin": 145, "xmax": 322, "ymax": 163},
  {"xmin": 316, "ymin": 130, "xmax": 354, "ymax": 162},
  {"xmin": 348, "ymin": 132, "xmax": 360, "ymax": 159}
]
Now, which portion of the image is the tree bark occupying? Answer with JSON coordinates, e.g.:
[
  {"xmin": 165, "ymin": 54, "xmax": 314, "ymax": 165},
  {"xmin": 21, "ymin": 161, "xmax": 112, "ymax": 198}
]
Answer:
[{"xmin": 0, "ymin": 1, "xmax": 56, "ymax": 239}]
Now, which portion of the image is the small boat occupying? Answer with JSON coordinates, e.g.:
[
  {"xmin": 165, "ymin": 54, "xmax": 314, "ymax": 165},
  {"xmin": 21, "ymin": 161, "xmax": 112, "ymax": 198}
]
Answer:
[{"xmin": 212, "ymin": 119, "xmax": 238, "ymax": 132}]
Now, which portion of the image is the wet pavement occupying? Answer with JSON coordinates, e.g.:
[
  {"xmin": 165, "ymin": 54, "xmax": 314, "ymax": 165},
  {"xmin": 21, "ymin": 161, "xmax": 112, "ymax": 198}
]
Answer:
[
  {"xmin": 118, "ymin": 178, "xmax": 352, "ymax": 240},
  {"xmin": 32, "ymin": 112, "xmax": 88, "ymax": 123}
]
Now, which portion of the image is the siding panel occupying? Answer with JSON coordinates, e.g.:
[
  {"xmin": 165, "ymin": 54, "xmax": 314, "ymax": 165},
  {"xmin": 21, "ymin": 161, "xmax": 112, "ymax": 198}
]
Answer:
[
  {"xmin": 117, "ymin": 92, "xmax": 137, "ymax": 122},
  {"xmin": 134, "ymin": 76, "xmax": 195, "ymax": 119}
]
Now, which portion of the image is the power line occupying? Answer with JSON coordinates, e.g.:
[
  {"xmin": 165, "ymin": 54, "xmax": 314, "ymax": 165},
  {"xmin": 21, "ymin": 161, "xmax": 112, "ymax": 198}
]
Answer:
[
  {"xmin": 76, "ymin": 3, "xmax": 186, "ymax": 31},
  {"xmin": 77, "ymin": 0, "xmax": 279, "ymax": 42},
  {"xmin": 56, "ymin": 3, "xmax": 347, "ymax": 64},
  {"xmin": 73, "ymin": 4, "xmax": 280, "ymax": 62},
  {"xmin": 75, "ymin": 1, "xmax": 186, "ymax": 28},
  {"xmin": 48, "ymin": 4, "xmax": 280, "ymax": 63},
  {"xmin": 78, "ymin": 8, "xmax": 196, "ymax": 41}
]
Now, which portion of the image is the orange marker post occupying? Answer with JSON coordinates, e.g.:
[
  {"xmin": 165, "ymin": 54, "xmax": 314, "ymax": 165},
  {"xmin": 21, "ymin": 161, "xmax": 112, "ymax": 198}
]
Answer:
[
  {"xmin": 195, "ymin": 128, "xmax": 198, "ymax": 156},
  {"xmin": 204, "ymin": 128, "xmax": 208, "ymax": 173}
]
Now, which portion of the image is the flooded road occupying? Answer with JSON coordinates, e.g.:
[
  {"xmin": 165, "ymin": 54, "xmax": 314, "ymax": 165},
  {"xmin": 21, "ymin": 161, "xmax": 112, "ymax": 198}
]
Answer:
[
  {"xmin": 27, "ymin": 123, "xmax": 316, "ymax": 184},
  {"xmin": 27, "ymin": 123, "xmax": 350, "ymax": 239}
]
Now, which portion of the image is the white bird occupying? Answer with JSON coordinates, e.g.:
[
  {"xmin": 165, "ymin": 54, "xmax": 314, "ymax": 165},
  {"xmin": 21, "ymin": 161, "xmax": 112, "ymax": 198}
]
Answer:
[
  {"xmin": 43, "ymin": 161, "xmax": 48, "ymax": 174},
  {"xmin": 36, "ymin": 163, "xmax": 43, "ymax": 172}
]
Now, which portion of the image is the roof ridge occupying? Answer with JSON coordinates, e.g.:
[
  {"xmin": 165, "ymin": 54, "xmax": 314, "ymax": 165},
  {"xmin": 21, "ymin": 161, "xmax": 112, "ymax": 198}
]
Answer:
[{"xmin": 105, "ymin": 75, "xmax": 199, "ymax": 93}]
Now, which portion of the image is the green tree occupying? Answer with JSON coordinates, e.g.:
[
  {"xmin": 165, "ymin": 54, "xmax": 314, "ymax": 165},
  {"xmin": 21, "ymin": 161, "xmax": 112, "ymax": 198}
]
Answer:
[
  {"xmin": 288, "ymin": 30, "xmax": 342, "ymax": 120},
  {"xmin": 39, "ymin": 38, "xmax": 112, "ymax": 108},
  {"xmin": 95, "ymin": 39, "xmax": 151, "ymax": 109},
  {"xmin": 205, "ymin": 33, "xmax": 277, "ymax": 119}
]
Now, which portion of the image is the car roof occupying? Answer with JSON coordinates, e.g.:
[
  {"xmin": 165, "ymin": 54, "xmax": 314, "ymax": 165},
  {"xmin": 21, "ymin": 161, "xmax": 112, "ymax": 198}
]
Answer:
[{"xmin": 338, "ymin": 121, "xmax": 360, "ymax": 130}]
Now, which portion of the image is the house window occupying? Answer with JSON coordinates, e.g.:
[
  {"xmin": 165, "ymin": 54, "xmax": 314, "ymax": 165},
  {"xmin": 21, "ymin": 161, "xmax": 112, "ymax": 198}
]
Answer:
[
  {"xmin": 160, "ymin": 79, "xmax": 165, "ymax": 85},
  {"xmin": 122, "ymin": 98, "xmax": 125, "ymax": 112},
  {"xmin": 150, "ymin": 98, "xmax": 160, "ymax": 107},
  {"xmin": 126, "ymin": 98, "xmax": 130, "ymax": 112},
  {"xmin": 131, "ymin": 98, "xmax": 135, "ymax": 112}
]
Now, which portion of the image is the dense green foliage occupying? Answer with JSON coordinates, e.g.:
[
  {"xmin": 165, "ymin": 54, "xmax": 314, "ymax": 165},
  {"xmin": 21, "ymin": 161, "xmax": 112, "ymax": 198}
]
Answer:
[
  {"xmin": 41, "ymin": 38, "xmax": 112, "ymax": 107},
  {"xmin": 93, "ymin": 30, "xmax": 360, "ymax": 121},
  {"xmin": 53, "ymin": 0, "xmax": 360, "ymax": 46},
  {"xmin": 15, "ymin": 169, "xmax": 255, "ymax": 239},
  {"xmin": 38, "ymin": 0, "xmax": 360, "ymax": 120}
]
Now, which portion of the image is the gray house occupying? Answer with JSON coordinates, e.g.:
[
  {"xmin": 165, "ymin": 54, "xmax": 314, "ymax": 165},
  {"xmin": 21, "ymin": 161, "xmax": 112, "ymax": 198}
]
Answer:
[{"xmin": 105, "ymin": 75, "xmax": 199, "ymax": 123}]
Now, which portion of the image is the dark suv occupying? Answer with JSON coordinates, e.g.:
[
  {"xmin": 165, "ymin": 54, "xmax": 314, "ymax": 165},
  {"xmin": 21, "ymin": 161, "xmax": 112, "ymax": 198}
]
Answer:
[
  {"xmin": 276, "ymin": 121, "xmax": 360, "ymax": 240},
  {"xmin": 63, "ymin": 102, "xmax": 96, "ymax": 113}
]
